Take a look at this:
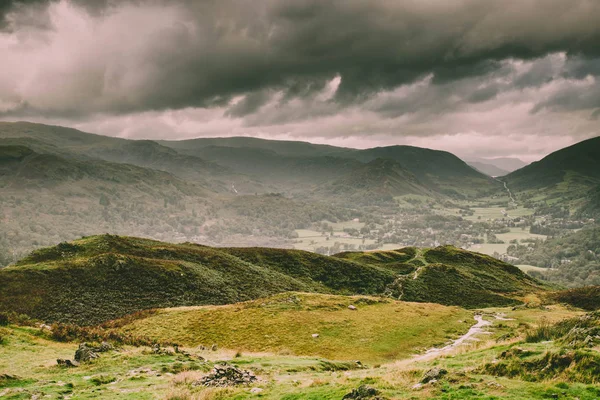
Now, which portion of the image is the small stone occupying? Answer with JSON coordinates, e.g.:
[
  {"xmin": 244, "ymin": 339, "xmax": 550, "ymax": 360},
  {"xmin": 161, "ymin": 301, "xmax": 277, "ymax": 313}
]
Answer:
[
  {"xmin": 250, "ymin": 388, "xmax": 263, "ymax": 393},
  {"xmin": 348, "ymin": 305, "xmax": 357, "ymax": 310},
  {"xmin": 312, "ymin": 333, "xmax": 319, "ymax": 338}
]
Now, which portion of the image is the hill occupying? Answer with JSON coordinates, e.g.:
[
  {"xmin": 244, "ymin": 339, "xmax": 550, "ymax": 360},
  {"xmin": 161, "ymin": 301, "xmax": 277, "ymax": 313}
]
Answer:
[
  {"xmin": 339, "ymin": 246, "xmax": 546, "ymax": 308},
  {"xmin": 506, "ymin": 137, "xmax": 600, "ymax": 190},
  {"xmin": 159, "ymin": 136, "xmax": 348, "ymax": 157},
  {"xmin": 339, "ymin": 145, "xmax": 500, "ymax": 198},
  {"xmin": 0, "ymin": 236, "xmax": 547, "ymax": 325},
  {"xmin": 0, "ymin": 122, "xmax": 244, "ymax": 192},
  {"xmin": 315, "ymin": 158, "xmax": 434, "ymax": 205},
  {"xmin": 159, "ymin": 132, "xmax": 500, "ymax": 199},
  {"xmin": 0, "ymin": 235, "xmax": 398, "ymax": 325}
]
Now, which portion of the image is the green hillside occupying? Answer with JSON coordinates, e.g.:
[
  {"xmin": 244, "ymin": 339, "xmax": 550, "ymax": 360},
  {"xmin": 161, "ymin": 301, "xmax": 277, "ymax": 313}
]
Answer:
[
  {"xmin": 0, "ymin": 235, "xmax": 397, "ymax": 325},
  {"xmin": 0, "ymin": 236, "xmax": 547, "ymax": 325},
  {"xmin": 505, "ymin": 137, "xmax": 600, "ymax": 190}
]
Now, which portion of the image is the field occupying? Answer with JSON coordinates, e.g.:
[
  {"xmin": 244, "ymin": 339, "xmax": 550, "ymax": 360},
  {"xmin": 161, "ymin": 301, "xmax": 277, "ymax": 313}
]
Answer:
[
  {"xmin": 116, "ymin": 293, "xmax": 473, "ymax": 363},
  {"xmin": 517, "ymin": 264, "xmax": 552, "ymax": 273},
  {"xmin": 469, "ymin": 227, "xmax": 546, "ymax": 256},
  {"xmin": 293, "ymin": 228, "xmax": 377, "ymax": 253},
  {"xmin": 1, "ymin": 297, "xmax": 593, "ymax": 400}
]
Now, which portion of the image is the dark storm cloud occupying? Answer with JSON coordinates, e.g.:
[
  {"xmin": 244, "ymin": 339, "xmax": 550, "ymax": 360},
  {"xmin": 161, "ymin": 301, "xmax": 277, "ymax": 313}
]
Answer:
[{"xmin": 2, "ymin": 0, "xmax": 600, "ymax": 119}]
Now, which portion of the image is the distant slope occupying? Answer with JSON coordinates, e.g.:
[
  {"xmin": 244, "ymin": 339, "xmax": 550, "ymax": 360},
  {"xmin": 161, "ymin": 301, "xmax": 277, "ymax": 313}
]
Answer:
[
  {"xmin": 0, "ymin": 144, "xmax": 196, "ymax": 192},
  {"xmin": 0, "ymin": 236, "xmax": 547, "ymax": 324},
  {"xmin": 468, "ymin": 161, "xmax": 510, "ymax": 177},
  {"xmin": 505, "ymin": 137, "xmax": 600, "ymax": 190},
  {"xmin": 0, "ymin": 122, "xmax": 239, "ymax": 191},
  {"xmin": 339, "ymin": 146, "xmax": 500, "ymax": 198},
  {"xmin": 315, "ymin": 158, "xmax": 434, "ymax": 204},
  {"xmin": 181, "ymin": 145, "xmax": 362, "ymax": 190},
  {"xmin": 0, "ymin": 142, "xmax": 214, "ymax": 256}
]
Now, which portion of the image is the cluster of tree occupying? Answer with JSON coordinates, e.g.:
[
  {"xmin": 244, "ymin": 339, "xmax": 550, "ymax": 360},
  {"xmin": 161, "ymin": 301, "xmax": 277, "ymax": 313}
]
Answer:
[{"xmin": 507, "ymin": 227, "xmax": 600, "ymax": 287}]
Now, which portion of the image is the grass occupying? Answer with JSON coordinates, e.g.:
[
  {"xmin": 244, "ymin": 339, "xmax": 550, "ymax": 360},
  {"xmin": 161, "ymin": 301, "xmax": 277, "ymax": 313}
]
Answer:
[
  {"xmin": 0, "ymin": 301, "xmax": 596, "ymax": 399},
  {"xmin": 0, "ymin": 235, "xmax": 398, "ymax": 325},
  {"xmin": 114, "ymin": 292, "xmax": 472, "ymax": 364},
  {"xmin": 0, "ymin": 236, "xmax": 549, "ymax": 325}
]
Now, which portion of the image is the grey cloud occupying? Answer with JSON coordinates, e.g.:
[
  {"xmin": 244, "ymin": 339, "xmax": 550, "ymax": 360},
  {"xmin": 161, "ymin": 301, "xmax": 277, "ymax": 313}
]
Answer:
[{"xmin": 2, "ymin": 0, "xmax": 600, "ymax": 120}]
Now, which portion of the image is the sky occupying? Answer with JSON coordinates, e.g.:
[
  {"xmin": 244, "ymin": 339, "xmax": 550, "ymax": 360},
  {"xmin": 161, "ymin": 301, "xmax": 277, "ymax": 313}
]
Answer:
[{"xmin": 1, "ymin": 0, "xmax": 600, "ymax": 162}]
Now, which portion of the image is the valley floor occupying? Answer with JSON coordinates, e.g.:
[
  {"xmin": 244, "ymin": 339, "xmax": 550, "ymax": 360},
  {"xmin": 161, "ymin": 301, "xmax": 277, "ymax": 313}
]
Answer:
[{"xmin": 1, "ymin": 294, "xmax": 596, "ymax": 400}]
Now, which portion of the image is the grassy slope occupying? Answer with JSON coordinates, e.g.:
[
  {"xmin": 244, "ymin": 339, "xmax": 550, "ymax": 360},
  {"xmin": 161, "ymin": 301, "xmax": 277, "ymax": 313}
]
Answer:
[
  {"xmin": 116, "ymin": 292, "xmax": 472, "ymax": 363},
  {"xmin": 0, "ymin": 236, "xmax": 397, "ymax": 325},
  {"xmin": 0, "ymin": 238, "xmax": 548, "ymax": 324},
  {"xmin": 505, "ymin": 136, "xmax": 600, "ymax": 191},
  {"xmin": 1, "ymin": 303, "xmax": 595, "ymax": 400},
  {"xmin": 339, "ymin": 246, "xmax": 547, "ymax": 308}
]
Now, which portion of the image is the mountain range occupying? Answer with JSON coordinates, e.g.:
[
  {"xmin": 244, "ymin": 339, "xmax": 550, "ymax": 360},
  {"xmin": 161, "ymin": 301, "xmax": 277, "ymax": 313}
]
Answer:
[{"xmin": 1, "ymin": 121, "xmax": 599, "ymax": 263}]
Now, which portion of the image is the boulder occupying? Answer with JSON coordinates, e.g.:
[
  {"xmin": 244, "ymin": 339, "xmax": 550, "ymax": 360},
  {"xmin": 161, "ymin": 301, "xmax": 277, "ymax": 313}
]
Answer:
[
  {"xmin": 342, "ymin": 385, "xmax": 384, "ymax": 399},
  {"xmin": 57, "ymin": 359, "xmax": 79, "ymax": 368},
  {"xmin": 420, "ymin": 367, "xmax": 447, "ymax": 383},
  {"xmin": 74, "ymin": 343, "xmax": 99, "ymax": 362}
]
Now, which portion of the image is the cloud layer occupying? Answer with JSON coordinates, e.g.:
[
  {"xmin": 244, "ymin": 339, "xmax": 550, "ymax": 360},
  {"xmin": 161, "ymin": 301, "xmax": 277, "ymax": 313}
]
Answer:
[{"xmin": 1, "ymin": 0, "xmax": 600, "ymax": 160}]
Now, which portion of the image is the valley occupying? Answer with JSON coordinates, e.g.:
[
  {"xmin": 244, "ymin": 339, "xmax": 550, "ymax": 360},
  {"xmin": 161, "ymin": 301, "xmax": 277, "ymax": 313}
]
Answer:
[
  {"xmin": 0, "ymin": 122, "xmax": 599, "ymax": 399},
  {"xmin": 1, "ymin": 236, "xmax": 599, "ymax": 399}
]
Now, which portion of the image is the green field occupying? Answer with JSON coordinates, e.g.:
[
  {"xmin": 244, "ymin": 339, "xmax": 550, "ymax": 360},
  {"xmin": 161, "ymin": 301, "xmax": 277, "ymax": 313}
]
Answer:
[
  {"xmin": 117, "ymin": 293, "xmax": 472, "ymax": 363},
  {"xmin": 293, "ymin": 227, "xmax": 377, "ymax": 252}
]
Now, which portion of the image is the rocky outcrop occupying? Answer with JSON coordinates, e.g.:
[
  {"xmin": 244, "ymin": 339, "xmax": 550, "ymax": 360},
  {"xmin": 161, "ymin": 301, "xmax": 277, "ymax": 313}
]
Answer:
[
  {"xmin": 195, "ymin": 364, "xmax": 257, "ymax": 387},
  {"xmin": 342, "ymin": 385, "xmax": 385, "ymax": 399}
]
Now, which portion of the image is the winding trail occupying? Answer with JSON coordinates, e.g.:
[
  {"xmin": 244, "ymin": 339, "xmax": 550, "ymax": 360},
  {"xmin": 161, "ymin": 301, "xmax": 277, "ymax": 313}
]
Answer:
[
  {"xmin": 411, "ymin": 314, "xmax": 492, "ymax": 363},
  {"xmin": 495, "ymin": 178, "xmax": 517, "ymax": 206}
]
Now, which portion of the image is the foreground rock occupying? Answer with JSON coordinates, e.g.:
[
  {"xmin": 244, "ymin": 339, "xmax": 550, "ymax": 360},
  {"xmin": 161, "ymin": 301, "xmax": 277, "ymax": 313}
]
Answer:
[
  {"xmin": 195, "ymin": 364, "xmax": 257, "ymax": 387},
  {"xmin": 57, "ymin": 342, "xmax": 114, "ymax": 367},
  {"xmin": 342, "ymin": 385, "xmax": 385, "ymax": 399},
  {"xmin": 421, "ymin": 367, "xmax": 447, "ymax": 383}
]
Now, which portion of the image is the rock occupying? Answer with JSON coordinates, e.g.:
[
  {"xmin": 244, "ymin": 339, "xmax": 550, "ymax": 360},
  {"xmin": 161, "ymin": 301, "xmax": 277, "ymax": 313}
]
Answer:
[
  {"xmin": 0, "ymin": 374, "xmax": 20, "ymax": 381},
  {"xmin": 412, "ymin": 383, "xmax": 423, "ymax": 390},
  {"xmin": 211, "ymin": 344, "xmax": 218, "ymax": 351},
  {"xmin": 57, "ymin": 359, "xmax": 79, "ymax": 367},
  {"xmin": 342, "ymin": 385, "xmax": 383, "ymax": 399},
  {"xmin": 421, "ymin": 367, "xmax": 447, "ymax": 384},
  {"xmin": 97, "ymin": 342, "xmax": 113, "ymax": 352},
  {"xmin": 151, "ymin": 343, "xmax": 174, "ymax": 355},
  {"xmin": 312, "ymin": 333, "xmax": 319, "ymax": 338},
  {"xmin": 348, "ymin": 305, "xmax": 357, "ymax": 310},
  {"xmin": 250, "ymin": 387, "xmax": 263, "ymax": 393},
  {"xmin": 74, "ymin": 343, "xmax": 99, "ymax": 362},
  {"xmin": 195, "ymin": 364, "xmax": 257, "ymax": 387}
]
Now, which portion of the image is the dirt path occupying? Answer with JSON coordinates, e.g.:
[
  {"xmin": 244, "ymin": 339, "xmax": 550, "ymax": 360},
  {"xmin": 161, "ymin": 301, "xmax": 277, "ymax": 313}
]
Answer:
[{"xmin": 410, "ymin": 314, "xmax": 492, "ymax": 363}]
